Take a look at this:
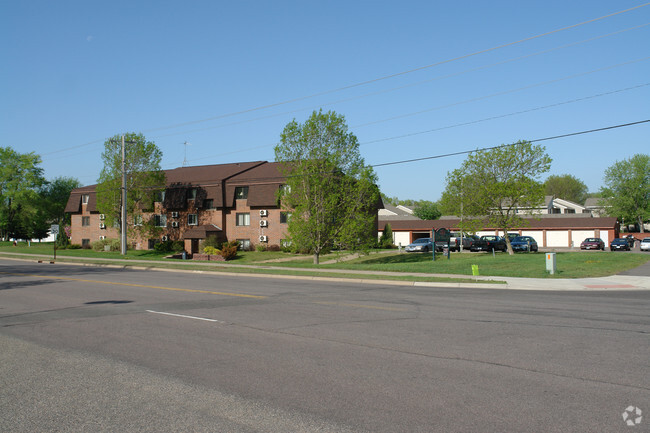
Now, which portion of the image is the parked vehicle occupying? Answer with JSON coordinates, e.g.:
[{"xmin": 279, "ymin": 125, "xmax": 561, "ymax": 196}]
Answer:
[
  {"xmin": 405, "ymin": 237, "xmax": 433, "ymax": 253},
  {"xmin": 470, "ymin": 235, "xmax": 507, "ymax": 252},
  {"xmin": 610, "ymin": 238, "xmax": 631, "ymax": 251},
  {"xmin": 449, "ymin": 232, "xmax": 478, "ymax": 251},
  {"xmin": 640, "ymin": 237, "xmax": 650, "ymax": 252},
  {"xmin": 510, "ymin": 236, "xmax": 538, "ymax": 252},
  {"xmin": 580, "ymin": 237, "xmax": 605, "ymax": 250}
]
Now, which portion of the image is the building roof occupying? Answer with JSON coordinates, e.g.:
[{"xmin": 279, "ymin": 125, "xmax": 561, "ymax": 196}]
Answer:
[
  {"xmin": 384, "ymin": 216, "xmax": 618, "ymax": 231},
  {"xmin": 182, "ymin": 224, "xmax": 222, "ymax": 239}
]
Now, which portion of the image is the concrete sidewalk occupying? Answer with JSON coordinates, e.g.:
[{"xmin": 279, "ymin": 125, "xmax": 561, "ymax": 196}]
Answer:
[{"xmin": 2, "ymin": 251, "xmax": 649, "ymax": 291}]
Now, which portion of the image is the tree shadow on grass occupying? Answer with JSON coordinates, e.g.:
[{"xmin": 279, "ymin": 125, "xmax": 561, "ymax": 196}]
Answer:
[{"xmin": 358, "ymin": 253, "xmax": 435, "ymax": 265}]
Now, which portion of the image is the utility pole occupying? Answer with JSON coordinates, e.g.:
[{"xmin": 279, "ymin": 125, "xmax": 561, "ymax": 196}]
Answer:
[{"xmin": 121, "ymin": 135, "xmax": 127, "ymax": 255}]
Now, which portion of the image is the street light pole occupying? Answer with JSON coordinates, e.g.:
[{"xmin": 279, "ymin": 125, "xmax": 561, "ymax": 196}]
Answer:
[{"xmin": 121, "ymin": 135, "xmax": 127, "ymax": 255}]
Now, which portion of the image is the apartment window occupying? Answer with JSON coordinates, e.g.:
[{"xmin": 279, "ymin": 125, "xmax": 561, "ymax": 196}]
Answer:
[
  {"xmin": 204, "ymin": 199, "xmax": 214, "ymax": 209},
  {"xmin": 236, "ymin": 212, "xmax": 250, "ymax": 226},
  {"xmin": 280, "ymin": 212, "xmax": 291, "ymax": 224},
  {"xmin": 82, "ymin": 194, "xmax": 89, "ymax": 204},
  {"xmin": 134, "ymin": 215, "xmax": 143, "ymax": 226},
  {"xmin": 188, "ymin": 214, "xmax": 198, "ymax": 226},
  {"xmin": 156, "ymin": 190, "xmax": 166, "ymax": 202},
  {"xmin": 235, "ymin": 186, "xmax": 248, "ymax": 200},
  {"xmin": 188, "ymin": 188, "xmax": 197, "ymax": 201},
  {"xmin": 82, "ymin": 216, "xmax": 90, "ymax": 226},
  {"xmin": 237, "ymin": 239, "xmax": 251, "ymax": 251},
  {"xmin": 154, "ymin": 214, "xmax": 167, "ymax": 227},
  {"xmin": 81, "ymin": 239, "xmax": 90, "ymax": 248}
]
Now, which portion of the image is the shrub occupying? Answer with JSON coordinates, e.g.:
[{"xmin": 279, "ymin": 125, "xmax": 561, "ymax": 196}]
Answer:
[
  {"xmin": 171, "ymin": 240, "xmax": 185, "ymax": 252},
  {"xmin": 154, "ymin": 240, "xmax": 174, "ymax": 252},
  {"xmin": 255, "ymin": 244, "xmax": 267, "ymax": 252},
  {"xmin": 92, "ymin": 238, "xmax": 121, "ymax": 252},
  {"xmin": 204, "ymin": 235, "xmax": 221, "ymax": 250},
  {"xmin": 267, "ymin": 244, "xmax": 281, "ymax": 252},
  {"xmin": 220, "ymin": 244, "xmax": 238, "ymax": 260},
  {"xmin": 379, "ymin": 223, "xmax": 394, "ymax": 249},
  {"xmin": 204, "ymin": 246, "xmax": 220, "ymax": 255},
  {"xmin": 68, "ymin": 244, "xmax": 82, "ymax": 249}
]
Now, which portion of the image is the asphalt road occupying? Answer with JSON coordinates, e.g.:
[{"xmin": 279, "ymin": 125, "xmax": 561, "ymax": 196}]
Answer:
[{"xmin": 1, "ymin": 259, "xmax": 649, "ymax": 432}]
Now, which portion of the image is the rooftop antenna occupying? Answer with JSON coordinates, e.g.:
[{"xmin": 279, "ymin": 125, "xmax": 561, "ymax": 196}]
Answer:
[{"xmin": 183, "ymin": 141, "xmax": 191, "ymax": 167}]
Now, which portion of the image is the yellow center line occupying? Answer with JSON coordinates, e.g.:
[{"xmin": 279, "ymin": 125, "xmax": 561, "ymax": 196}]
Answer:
[
  {"xmin": 313, "ymin": 301, "xmax": 407, "ymax": 311},
  {"xmin": 0, "ymin": 272, "xmax": 267, "ymax": 299}
]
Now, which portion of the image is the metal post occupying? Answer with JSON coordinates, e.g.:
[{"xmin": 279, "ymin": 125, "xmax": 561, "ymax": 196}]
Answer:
[
  {"xmin": 432, "ymin": 229, "xmax": 435, "ymax": 262},
  {"xmin": 121, "ymin": 135, "xmax": 127, "ymax": 255}
]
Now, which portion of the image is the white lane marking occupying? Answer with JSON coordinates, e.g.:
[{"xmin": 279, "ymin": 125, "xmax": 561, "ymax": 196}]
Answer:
[{"xmin": 146, "ymin": 310, "xmax": 225, "ymax": 323}]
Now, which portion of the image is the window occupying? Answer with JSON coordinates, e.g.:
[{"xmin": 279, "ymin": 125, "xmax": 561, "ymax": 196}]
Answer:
[
  {"xmin": 236, "ymin": 213, "xmax": 250, "ymax": 226},
  {"xmin": 134, "ymin": 215, "xmax": 143, "ymax": 226},
  {"xmin": 235, "ymin": 186, "xmax": 248, "ymax": 199},
  {"xmin": 82, "ymin": 216, "xmax": 90, "ymax": 226},
  {"xmin": 204, "ymin": 199, "xmax": 214, "ymax": 209},
  {"xmin": 81, "ymin": 239, "xmax": 90, "ymax": 248},
  {"xmin": 237, "ymin": 239, "xmax": 251, "ymax": 251},
  {"xmin": 154, "ymin": 214, "xmax": 167, "ymax": 227},
  {"xmin": 156, "ymin": 190, "xmax": 166, "ymax": 202},
  {"xmin": 280, "ymin": 212, "xmax": 291, "ymax": 224},
  {"xmin": 82, "ymin": 194, "xmax": 89, "ymax": 204},
  {"xmin": 188, "ymin": 188, "xmax": 197, "ymax": 201},
  {"xmin": 188, "ymin": 214, "xmax": 198, "ymax": 226}
]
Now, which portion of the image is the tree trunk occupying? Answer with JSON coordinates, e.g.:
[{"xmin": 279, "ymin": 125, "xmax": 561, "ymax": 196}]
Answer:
[
  {"xmin": 313, "ymin": 252, "xmax": 320, "ymax": 265},
  {"xmin": 639, "ymin": 216, "xmax": 646, "ymax": 233}
]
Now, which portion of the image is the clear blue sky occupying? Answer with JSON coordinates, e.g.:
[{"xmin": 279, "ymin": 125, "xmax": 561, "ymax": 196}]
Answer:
[{"xmin": 2, "ymin": 1, "xmax": 649, "ymax": 202}]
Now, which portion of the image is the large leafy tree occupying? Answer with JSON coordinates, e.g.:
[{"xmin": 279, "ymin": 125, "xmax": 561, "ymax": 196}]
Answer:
[
  {"xmin": 544, "ymin": 174, "xmax": 588, "ymax": 204},
  {"xmin": 40, "ymin": 176, "xmax": 82, "ymax": 225},
  {"xmin": 413, "ymin": 200, "xmax": 442, "ymax": 220},
  {"xmin": 600, "ymin": 154, "xmax": 650, "ymax": 232},
  {"xmin": 0, "ymin": 146, "xmax": 46, "ymax": 240},
  {"xmin": 439, "ymin": 140, "xmax": 552, "ymax": 255},
  {"xmin": 275, "ymin": 110, "xmax": 380, "ymax": 264},
  {"xmin": 96, "ymin": 133, "xmax": 165, "ymax": 240}
]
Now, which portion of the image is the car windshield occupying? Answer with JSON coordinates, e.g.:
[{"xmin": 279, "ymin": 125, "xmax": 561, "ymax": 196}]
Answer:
[
  {"xmin": 482, "ymin": 236, "xmax": 498, "ymax": 241},
  {"xmin": 413, "ymin": 238, "xmax": 429, "ymax": 244},
  {"xmin": 585, "ymin": 238, "xmax": 599, "ymax": 242},
  {"xmin": 512, "ymin": 237, "xmax": 529, "ymax": 242}
]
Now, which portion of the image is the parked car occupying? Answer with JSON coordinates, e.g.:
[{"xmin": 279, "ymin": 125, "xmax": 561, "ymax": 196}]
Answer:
[
  {"xmin": 405, "ymin": 237, "xmax": 433, "ymax": 253},
  {"xmin": 640, "ymin": 237, "xmax": 650, "ymax": 252},
  {"xmin": 610, "ymin": 238, "xmax": 631, "ymax": 251},
  {"xmin": 470, "ymin": 235, "xmax": 507, "ymax": 252},
  {"xmin": 449, "ymin": 232, "xmax": 478, "ymax": 251},
  {"xmin": 580, "ymin": 237, "xmax": 605, "ymax": 250},
  {"xmin": 510, "ymin": 236, "xmax": 538, "ymax": 252}
]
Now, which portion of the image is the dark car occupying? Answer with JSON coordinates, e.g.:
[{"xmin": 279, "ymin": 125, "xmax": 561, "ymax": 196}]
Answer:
[
  {"xmin": 449, "ymin": 232, "xmax": 478, "ymax": 251},
  {"xmin": 610, "ymin": 238, "xmax": 631, "ymax": 251},
  {"xmin": 510, "ymin": 236, "xmax": 538, "ymax": 252},
  {"xmin": 470, "ymin": 235, "xmax": 507, "ymax": 252},
  {"xmin": 405, "ymin": 237, "xmax": 433, "ymax": 253},
  {"xmin": 580, "ymin": 237, "xmax": 605, "ymax": 250}
]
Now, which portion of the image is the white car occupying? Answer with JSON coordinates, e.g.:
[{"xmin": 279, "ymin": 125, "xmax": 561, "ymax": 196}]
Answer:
[{"xmin": 641, "ymin": 237, "xmax": 650, "ymax": 252}]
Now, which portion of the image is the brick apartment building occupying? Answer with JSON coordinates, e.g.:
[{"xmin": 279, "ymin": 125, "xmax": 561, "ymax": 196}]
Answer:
[{"xmin": 65, "ymin": 161, "xmax": 294, "ymax": 253}]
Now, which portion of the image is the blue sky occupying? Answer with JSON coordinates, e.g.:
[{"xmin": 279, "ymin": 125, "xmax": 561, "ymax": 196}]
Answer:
[{"xmin": 2, "ymin": 1, "xmax": 649, "ymax": 202}]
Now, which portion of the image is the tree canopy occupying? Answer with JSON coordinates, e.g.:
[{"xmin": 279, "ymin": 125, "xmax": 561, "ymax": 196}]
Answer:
[
  {"xmin": 413, "ymin": 200, "xmax": 442, "ymax": 220},
  {"xmin": 0, "ymin": 146, "xmax": 46, "ymax": 240},
  {"xmin": 439, "ymin": 140, "xmax": 552, "ymax": 254},
  {"xmin": 95, "ymin": 133, "xmax": 165, "ymax": 241},
  {"xmin": 544, "ymin": 174, "xmax": 588, "ymax": 204},
  {"xmin": 600, "ymin": 153, "xmax": 650, "ymax": 232},
  {"xmin": 274, "ymin": 110, "xmax": 379, "ymax": 264}
]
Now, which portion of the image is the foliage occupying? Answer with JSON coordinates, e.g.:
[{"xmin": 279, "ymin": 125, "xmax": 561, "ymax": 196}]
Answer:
[
  {"xmin": 413, "ymin": 201, "xmax": 442, "ymax": 220},
  {"xmin": 255, "ymin": 243, "xmax": 267, "ymax": 252},
  {"xmin": 439, "ymin": 140, "xmax": 552, "ymax": 255},
  {"xmin": 379, "ymin": 223, "xmax": 394, "ymax": 248},
  {"xmin": 600, "ymin": 153, "xmax": 650, "ymax": 232},
  {"xmin": 204, "ymin": 235, "xmax": 222, "ymax": 250},
  {"xmin": 0, "ymin": 146, "xmax": 46, "ymax": 240},
  {"xmin": 40, "ymin": 176, "xmax": 82, "ymax": 226},
  {"xmin": 171, "ymin": 240, "xmax": 184, "ymax": 252},
  {"xmin": 220, "ymin": 241, "xmax": 239, "ymax": 260},
  {"xmin": 92, "ymin": 238, "xmax": 121, "ymax": 252},
  {"xmin": 95, "ymin": 133, "xmax": 166, "ymax": 242},
  {"xmin": 274, "ymin": 109, "xmax": 380, "ymax": 264},
  {"xmin": 153, "ymin": 240, "xmax": 185, "ymax": 253},
  {"xmin": 267, "ymin": 244, "xmax": 281, "ymax": 252},
  {"xmin": 204, "ymin": 246, "xmax": 220, "ymax": 255},
  {"xmin": 544, "ymin": 174, "xmax": 588, "ymax": 204}
]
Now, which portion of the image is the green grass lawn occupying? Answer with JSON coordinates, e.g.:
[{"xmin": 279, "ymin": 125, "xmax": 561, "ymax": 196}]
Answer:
[{"xmin": 2, "ymin": 242, "xmax": 648, "ymax": 279}]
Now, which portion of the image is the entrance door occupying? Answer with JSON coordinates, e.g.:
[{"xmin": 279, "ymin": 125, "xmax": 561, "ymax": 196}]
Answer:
[{"xmin": 191, "ymin": 239, "xmax": 199, "ymax": 254}]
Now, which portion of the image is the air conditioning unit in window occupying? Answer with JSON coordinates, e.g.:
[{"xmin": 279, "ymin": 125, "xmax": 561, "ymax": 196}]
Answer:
[
  {"xmin": 171, "ymin": 212, "xmax": 179, "ymax": 218},
  {"xmin": 99, "ymin": 223, "xmax": 106, "ymax": 229},
  {"xmin": 99, "ymin": 236, "xmax": 106, "ymax": 240},
  {"xmin": 99, "ymin": 214, "xmax": 105, "ymax": 220},
  {"xmin": 260, "ymin": 220, "xmax": 268, "ymax": 227},
  {"xmin": 171, "ymin": 221, "xmax": 179, "ymax": 228},
  {"xmin": 259, "ymin": 209, "xmax": 268, "ymax": 217},
  {"xmin": 162, "ymin": 235, "xmax": 168, "ymax": 241},
  {"xmin": 259, "ymin": 235, "xmax": 268, "ymax": 242}
]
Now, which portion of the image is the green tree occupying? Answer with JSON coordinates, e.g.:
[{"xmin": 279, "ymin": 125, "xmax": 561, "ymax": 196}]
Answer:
[
  {"xmin": 600, "ymin": 154, "xmax": 650, "ymax": 232},
  {"xmin": 40, "ymin": 176, "xmax": 82, "ymax": 226},
  {"xmin": 275, "ymin": 110, "xmax": 380, "ymax": 264},
  {"xmin": 413, "ymin": 200, "xmax": 441, "ymax": 220},
  {"xmin": 439, "ymin": 140, "xmax": 552, "ymax": 255},
  {"xmin": 544, "ymin": 174, "xmax": 588, "ymax": 204},
  {"xmin": 95, "ymin": 133, "xmax": 166, "ymax": 242},
  {"xmin": 0, "ymin": 146, "xmax": 46, "ymax": 240},
  {"xmin": 379, "ymin": 223, "xmax": 394, "ymax": 248}
]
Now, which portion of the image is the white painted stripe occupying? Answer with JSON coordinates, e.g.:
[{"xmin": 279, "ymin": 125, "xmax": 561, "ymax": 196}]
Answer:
[{"xmin": 146, "ymin": 310, "xmax": 225, "ymax": 323}]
